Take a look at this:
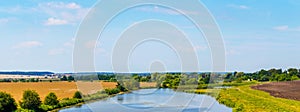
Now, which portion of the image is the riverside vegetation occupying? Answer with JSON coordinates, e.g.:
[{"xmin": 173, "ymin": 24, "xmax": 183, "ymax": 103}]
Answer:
[{"xmin": 1, "ymin": 68, "xmax": 300, "ymax": 111}]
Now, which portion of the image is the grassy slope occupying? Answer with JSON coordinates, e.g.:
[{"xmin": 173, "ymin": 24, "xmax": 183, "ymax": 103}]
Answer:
[{"xmin": 217, "ymin": 84, "xmax": 300, "ymax": 112}]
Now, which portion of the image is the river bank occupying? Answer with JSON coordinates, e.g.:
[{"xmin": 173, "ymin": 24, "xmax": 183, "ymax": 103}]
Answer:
[{"xmin": 216, "ymin": 81, "xmax": 300, "ymax": 111}]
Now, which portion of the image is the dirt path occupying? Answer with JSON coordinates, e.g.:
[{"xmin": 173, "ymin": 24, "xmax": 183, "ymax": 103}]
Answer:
[{"xmin": 252, "ymin": 80, "xmax": 300, "ymax": 101}]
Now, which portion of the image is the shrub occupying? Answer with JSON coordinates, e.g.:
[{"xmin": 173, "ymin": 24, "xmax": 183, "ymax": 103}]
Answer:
[
  {"xmin": 19, "ymin": 90, "xmax": 42, "ymax": 111},
  {"xmin": 73, "ymin": 91, "xmax": 83, "ymax": 99},
  {"xmin": 0, "ymin": 92, "xmax": 17, "ymax": 112},
  {"xmin": 15, "ymin": 108, "xmax": 35, "ymax": 112},
  {"xmin": 59, "ymin": 98, "xmax": 83, "ymax": 107},
  {"xmin": 105, "ymin": 88, "xmax": 120, "ymax": 95},
  {"xmin": 44, "ymin": 92, "xmax": 59, "ymax": 106}
]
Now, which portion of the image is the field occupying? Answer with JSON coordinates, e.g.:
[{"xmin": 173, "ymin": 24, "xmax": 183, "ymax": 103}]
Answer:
[
  {"xmin": 217, "ymin": 84, "xmax": 300, "ymax": 112},
  {"xmin": 139, "ymin": 82, "xmax": 157, "ymax": 88},
  {"xmin": 0, "ymin": 81, "xmax": 157, "ymax": 102},
  {"xmin": 0, "ymin": 81, "xmax": 117, "ymax": 102},
  {"xmin": 252, "ymin": 80, "xmax": 300, "ymax": 101}
]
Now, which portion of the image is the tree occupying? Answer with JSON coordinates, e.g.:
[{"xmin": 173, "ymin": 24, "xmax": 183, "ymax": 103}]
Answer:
[
  {"xmin": 19, "ymin": 90, "xmax": 42, "ymax": 111},
  {"xmin": 67, "ymin": 76, "xmax": 75, "ymax": 82},
  {"xmin": 116, "ymin": 82, "xmax": 127, "ymax": 92},
  {"xmin": 288, "ymin": 68, "xmax": 299, "ymax": 76},
  {"xmin": 0, "ymin": 92, "xmax": 17, "ymax": 112},
  {"xmin": 61, "ymin": 75, "xmax": 67, "ymax": 81},
  {"xmin": 73, "ymin": 91, "xmax": 82, "ymax": 99},
  {"xmin": 44, "ymin": 92, "xmax": 59, "ymax": 106}
]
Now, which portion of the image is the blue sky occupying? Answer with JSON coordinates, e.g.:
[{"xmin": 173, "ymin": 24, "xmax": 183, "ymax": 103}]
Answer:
[{"xmin": 0, "ymin": 0, "xmax": 300, "ymax": 72}]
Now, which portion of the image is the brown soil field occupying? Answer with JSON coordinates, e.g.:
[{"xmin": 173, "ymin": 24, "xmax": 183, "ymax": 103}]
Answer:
[
  {"xmin": 252, "ymin": 80, "xmax": 300, "ymax": 101},
  {"xmin": 0, "ymin": 81, "xmax": 117, "ymax": 102}
]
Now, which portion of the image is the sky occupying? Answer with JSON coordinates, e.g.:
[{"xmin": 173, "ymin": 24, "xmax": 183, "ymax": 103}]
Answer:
[{"xmin": 0, "ymin": 0, "xmax": 300, "ymax": 73}]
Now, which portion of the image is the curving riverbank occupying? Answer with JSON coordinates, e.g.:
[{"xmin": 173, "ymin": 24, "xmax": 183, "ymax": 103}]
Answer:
[{"xmin": 216, "ymin": 83, "xmax": 300, "ymax": 112}]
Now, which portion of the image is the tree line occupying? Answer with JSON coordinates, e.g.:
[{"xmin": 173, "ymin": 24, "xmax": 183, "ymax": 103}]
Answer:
[{"xmin": 224, "ymin": 68, "xmax": 300, "ymax": 82}]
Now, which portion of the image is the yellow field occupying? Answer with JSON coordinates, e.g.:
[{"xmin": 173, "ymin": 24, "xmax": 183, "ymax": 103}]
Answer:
[
  {"xmin": 0, "ymin": 81, "xmax": 157, "ymax": 102},
  {"xmin": 140, "ymin": 82, "xmax": 157, "ymax": 88},
  {"xmin": 0, "ymin": 81, "xmax": 117, "ymax": 102}
]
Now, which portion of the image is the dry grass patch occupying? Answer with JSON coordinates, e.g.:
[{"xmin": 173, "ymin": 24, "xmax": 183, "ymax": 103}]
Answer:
[{"xmin": 140, "ymin": 82, "xmax": 157, "ymax": 88}]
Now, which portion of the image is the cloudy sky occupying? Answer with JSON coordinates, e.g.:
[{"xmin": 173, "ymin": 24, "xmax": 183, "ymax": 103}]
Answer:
[{"xmin": 1, "ymin": 0, "xmax": 300, "ymax": 72}]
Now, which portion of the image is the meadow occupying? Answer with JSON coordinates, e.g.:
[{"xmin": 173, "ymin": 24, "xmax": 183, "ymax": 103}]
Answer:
[{"xmin": 217, "ymin": 84, "xmax": 300, "ymax": 112}]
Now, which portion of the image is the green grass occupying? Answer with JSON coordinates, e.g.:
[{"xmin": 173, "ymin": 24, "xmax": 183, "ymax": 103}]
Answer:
[{"xmin": 217, "ymin": 85, "xmax": 300, "ymax": 112}]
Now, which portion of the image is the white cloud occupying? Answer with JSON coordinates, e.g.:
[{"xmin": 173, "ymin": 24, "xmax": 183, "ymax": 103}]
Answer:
[
  {"xmin": 0, "ymin": 18, "xmax": 9, "ymax": 24},
  {"xmin": 48, "ymin": 48, "xmax": 65, "ymax": 55},
  {"xmin": 64, "ymin": 38, "xmax": 75, "ymax": 47},
  {"xmin": 136, "ymin": 6, "xmax": 198, "ymax": 15},
  {"xmin": 44, "ymin": 18, "xmax": 68, "ymax": 26},
  {"xmin": 228, "ymin": 4, "xmax": 250, "ymax": 10},
  {"xmin": 226, "ymin": 49, "xmax": 240, "ymax": 56},
  {"xmin": 13, "ymin": 41, "xmax": 43, "ymax": 49},
  {"xmin": 43, "ymin": 2, "xmax": 81, "ymax": 9},
  {"xmin": 65, "ymin": 3, "xmax": 81, "ymax": 9},
  {"xmin": 38, "ymin": 2, "xmax": 89, "ymax": 26},
  {"xmin": 272, "ymin": 25, "xmax": 300, "ymax": 32},
  {"xmin": 273, "ymin": 25, "xmax": 289, "ymax": 31}
]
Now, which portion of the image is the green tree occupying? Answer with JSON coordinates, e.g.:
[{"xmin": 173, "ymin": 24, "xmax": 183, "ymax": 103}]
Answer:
[
  {"xmin": 288, "ymin": 68, "xmax": 298, "ymax": 76},
  {"xmin": 291, "ymin": 75, "xmax": 299, "ymax": 81},
  {"xmin": 60, "ymin": 75, "xmax": 67, "ymax": 81},
  {"xmin": 67, "ymin": 76, "xmax": 75, "ymax": 82},
  {"xmin": 0, "ymin": 92, "xmax": 17, "ymax": 112},
  {"xmin": 19, "ymin": 90, "xmax": 42, "ymax": 111},
  {"xmin": 73, "ymin": 91, "xmax": 82, "ymax": 99},
  {"xmin": 44, "ymin": 92, "xmax": 59, "ymax": 106}
]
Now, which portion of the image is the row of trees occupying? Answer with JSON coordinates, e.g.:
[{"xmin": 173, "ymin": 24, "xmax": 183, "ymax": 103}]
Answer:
[
  {"xmin": 60, "ymin": 75, "xmax": 75, "ymax": 82},
  {"xmin": 224, "ymin": 68, "xmax": 300, "ymax": 82},
  {"xmin": 0, "ymin": 91, "xmax": 83, "ymax": 112}
]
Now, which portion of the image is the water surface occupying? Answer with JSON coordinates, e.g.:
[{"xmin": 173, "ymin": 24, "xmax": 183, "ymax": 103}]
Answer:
[{"xmin": 60, "ymin": 88, "xmax": 231, "ymax": 112}]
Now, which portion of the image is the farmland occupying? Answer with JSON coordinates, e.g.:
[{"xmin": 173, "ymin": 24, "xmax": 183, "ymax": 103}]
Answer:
[
  {"xmin": 252, "ymin": 80, "xmax": 300, "ymax": 101},
  {"xmin": 0, "ymin": 81, "xmax": 157, "ymax": 102},
  {"xmin": 217, "ymin": 82, "xmax": 300, "ymax": 112},
  {"xmin": 0, "ymin": 81, "xmax": 117, "ymax": 102}
]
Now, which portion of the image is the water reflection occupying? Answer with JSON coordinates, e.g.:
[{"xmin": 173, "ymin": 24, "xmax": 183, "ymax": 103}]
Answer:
[{"xmin": 60, "ymin": 89, "xmax": 231, "ymax": 112}]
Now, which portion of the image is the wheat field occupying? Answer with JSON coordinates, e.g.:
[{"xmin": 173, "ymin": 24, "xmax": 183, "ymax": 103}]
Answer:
[{"xmin": 0, "ymin": 81, "xmax": 117, "ymax": 101}]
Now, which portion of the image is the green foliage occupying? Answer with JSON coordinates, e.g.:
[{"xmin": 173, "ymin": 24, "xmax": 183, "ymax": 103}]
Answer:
[
  {"xmin": 19, "ymin": 90, "xmax": 42, "ymax": 111},
  {"xmin": 39, "ymin": 104, "xmax": 59, "ymax": 111},
  {"xmin": 60, "ymin": 75, "xmax": 67, "ymax": 81},
  {"xmin": 44, "ymin": 92, "xmax": 59, "ymax": 106},
  {"xmin": 105, "ymin": 88, "xmax": 120, "ymax": 95},
  {"xmin": 67, "ymin": 76, "xmax": 75, "ymax": 82},
  {"xmin": 73, "ymin": 91, "xmax": 82, "ymax": 99},
  {"xmin": 0, "ymin": 92, "xmax": 17, "ymax": 112},
  {"xmin": 16, "ymin": 108, "xmax": 35, "ymax": 112},
  {"xmin": 116, "ymin": 82, "xmax": 127, "ymax": 92},
  {"xmin": 58, "ymin": 98, "xmax": 83, "ymax": 107},
  {"xmin": 217, "ymin": 85, "xmax": 300, "ymax": 112}
]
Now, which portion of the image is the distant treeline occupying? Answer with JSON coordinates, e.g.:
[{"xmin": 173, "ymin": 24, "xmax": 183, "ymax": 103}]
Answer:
[
  {"xmin": 225, "ymin": 68, "xmax": 300, "ymax": 82},
  {"xmin": 0, "ymin": 71, "xmax": 54, "ymax": 76}
]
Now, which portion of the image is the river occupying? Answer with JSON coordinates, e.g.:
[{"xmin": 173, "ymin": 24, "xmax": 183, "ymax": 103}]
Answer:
[{"xmin": 60, "ymin": 88, "xmax": 231, "ymax": 112}]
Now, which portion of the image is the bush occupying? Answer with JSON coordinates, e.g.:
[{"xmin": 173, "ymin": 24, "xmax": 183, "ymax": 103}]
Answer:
[
  {"xmin": 59, "ymin": 98, "xmax": 83, "ymax": 107},
  {"xmin": 44, "ymin": 92, "xmax": 59, "ymax": 106},
  {"xmin": 19, "ymin": 90, "xmax": 42, "ymax": 111},
  {"xmin": 73, "ymin": 91, "xmax": 83, "ymax": 99},
  {"xmin": 15, "ymin": 108, "xmax": 35, "ymax": 112},
  {"xmin": 0, "ymin": 92, "xmax": 17, "ymax": 112},
  {"xmin": 105, "ymin": 88, "xmax": 120, "ymax": 95}
]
